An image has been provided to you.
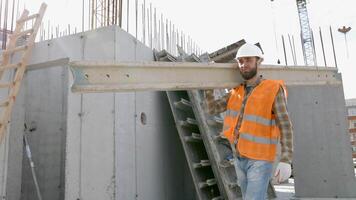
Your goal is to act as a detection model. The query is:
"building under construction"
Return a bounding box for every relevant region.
[0,1,355,200]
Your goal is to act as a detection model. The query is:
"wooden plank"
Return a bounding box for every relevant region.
[0,63,21,70]
[3,45,28,55]
[0,82,13,88]
[16,13,39,23]
[9,29,34,39]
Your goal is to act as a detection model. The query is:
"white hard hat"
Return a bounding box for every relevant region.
[236,43,264,59]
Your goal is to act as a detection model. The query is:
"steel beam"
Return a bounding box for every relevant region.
[69,61,341,93]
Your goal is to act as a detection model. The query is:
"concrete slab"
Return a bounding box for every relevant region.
[288,84,356,198]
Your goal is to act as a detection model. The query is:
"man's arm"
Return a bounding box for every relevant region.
[273,87,294,164]
[204,90,230,115]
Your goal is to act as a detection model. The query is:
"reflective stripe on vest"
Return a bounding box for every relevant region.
[239,132,278,145]
[243,114,276,126]
[226,109,239,118]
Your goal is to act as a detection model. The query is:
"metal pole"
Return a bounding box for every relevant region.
[292,35,297,65]
[112,0,116,25]
[88,0,91,29]
[2,0,9,49]
[319,27,327,66]
[142,2,145,44]
[288,34,296,65]
[147,7,150,47]
[149,3,152,48]
[158,19,161,50]
[10,0,14,32]
[330,26,338,68]
[135,0,137,39]
[0,0,3,34]
[165,18,168,52]
[16,0,19,20]
[282,35,288,66]
[126,0,129,32]
[118,0,122,27]
[91,0,95,29]
[154,7,157,49]
[311,29,317,66]
[82,0,84,32]
[107,0,110,26]
[24,133,43,200]
[160,14,163,50]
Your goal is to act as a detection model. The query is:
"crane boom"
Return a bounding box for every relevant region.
[296,0,316,66]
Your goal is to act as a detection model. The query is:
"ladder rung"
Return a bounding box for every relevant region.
[0,100,9,107]
[4,45,28,55]
[178,118,198,129]
[228,182,238,189]
[0,82,14,88]
[0,63,22,71]
[213,134,227,141]
[10,29,34,39]
[186,118,197,125]
[211,196,224,200]
[184,135,202,143]
[193,160,211,169]
[198,178,217,189]
[206,117,223,126]
[184,132,202,143]
[17,13,39,24]
[173,98,192,111]
[219,159,233,168]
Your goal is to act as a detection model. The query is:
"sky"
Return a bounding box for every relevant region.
[23,0,356,99]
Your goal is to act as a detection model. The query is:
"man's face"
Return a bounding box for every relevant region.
[237,56,259,80]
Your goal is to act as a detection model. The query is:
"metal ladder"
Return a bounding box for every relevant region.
[155,48,276,199]
[155,50,223,200]
[187,89,277,200]
[181,53,243,200]
[0,3,47,143]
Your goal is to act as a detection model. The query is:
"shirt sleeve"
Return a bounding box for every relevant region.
[273,87,294,164]
[204,89,230,115]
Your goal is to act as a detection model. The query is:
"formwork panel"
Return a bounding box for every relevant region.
[65,71,82,200]
[289,84,356,198]
[135,91,195,200]
[1,79,25,200]
[115,92,137,200]
[114,28,194,200]
[80,93,115,200]
[30,33,84,64]
[21,66,67,200]
[65,26,117,200]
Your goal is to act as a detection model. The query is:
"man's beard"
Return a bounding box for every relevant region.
[240,65,257,80]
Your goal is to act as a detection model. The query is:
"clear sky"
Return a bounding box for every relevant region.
[24,0,356,99]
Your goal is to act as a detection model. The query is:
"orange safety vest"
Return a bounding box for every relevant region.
[222,79,286,162]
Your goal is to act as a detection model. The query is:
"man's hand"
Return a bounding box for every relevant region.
[272,162,292,184]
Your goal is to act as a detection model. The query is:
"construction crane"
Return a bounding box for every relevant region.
[271,0,316,66]
[296,0,316,66]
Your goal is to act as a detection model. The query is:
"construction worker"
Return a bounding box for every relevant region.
[204,43,293,200]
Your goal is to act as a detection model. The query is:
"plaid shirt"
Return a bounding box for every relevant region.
[204,79,293,164]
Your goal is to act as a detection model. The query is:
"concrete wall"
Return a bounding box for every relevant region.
[2,26,194,200]
[289,84,356,198]
[0,70,25,200]
[20,66,67,200]
[65,26,194,200]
